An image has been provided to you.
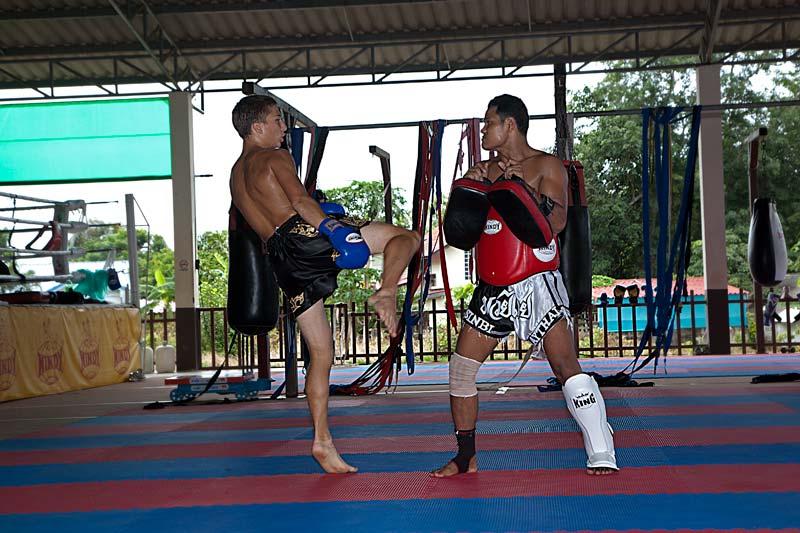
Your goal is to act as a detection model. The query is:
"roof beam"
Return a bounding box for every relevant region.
[376,43,432,82]
[3,7,799,61]
[0,1,444,21]
[643,28,702,69]
[441,40,500,79]
[505,37,564,76]
[699,0,725,63]
[242,81,317,128]
[311,47,369,85]
[52,60,116,95]
[573,32,634,72]
[2,37,796,93]
[0,65,49,96]
[106,0,195,90]
[720,21,781,62]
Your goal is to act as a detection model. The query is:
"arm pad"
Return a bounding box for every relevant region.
[486,177,553,248]
[443,178,491,250]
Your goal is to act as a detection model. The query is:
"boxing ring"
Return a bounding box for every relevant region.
[0,367,797,532]
[0,189,145,402]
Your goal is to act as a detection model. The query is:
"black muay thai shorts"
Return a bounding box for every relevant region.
[266,214,370,318]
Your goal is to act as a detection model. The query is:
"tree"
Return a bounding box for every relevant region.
[197,231,229,307]
[196,230,229,354]
[322,180,411,228]
[687,230,750,290]
[572,66,694,279]
[321,180,413,307]
[571,57,800,283]
[71,224,175,294]
[451,283,475,305]
[141,268,174,314]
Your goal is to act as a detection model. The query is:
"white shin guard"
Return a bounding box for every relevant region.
[449,352,482,397]
[563,373,618,470]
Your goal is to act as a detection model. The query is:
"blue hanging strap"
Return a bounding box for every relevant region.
[289,128,304,172]
[627,106,702,376]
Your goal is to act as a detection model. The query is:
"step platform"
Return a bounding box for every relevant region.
[164,371,273,402]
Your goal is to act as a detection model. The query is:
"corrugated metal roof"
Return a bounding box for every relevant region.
[0,0,797,90]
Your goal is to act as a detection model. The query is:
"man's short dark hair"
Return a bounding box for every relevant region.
[232,95,277,139]
[488,94,528,135]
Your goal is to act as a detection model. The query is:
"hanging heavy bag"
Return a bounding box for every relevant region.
[558,161,593,314]
[748,198,788,287]
[227,205,280,335]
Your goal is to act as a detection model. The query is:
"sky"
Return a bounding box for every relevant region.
[0,67,603,259]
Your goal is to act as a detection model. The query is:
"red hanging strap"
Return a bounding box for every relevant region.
[467,118,482,168]
[436,209,458,329]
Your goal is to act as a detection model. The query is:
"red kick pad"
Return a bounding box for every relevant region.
[487,177,553,249]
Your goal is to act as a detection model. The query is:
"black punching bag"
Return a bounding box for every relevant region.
[227,205,280,335]
[748,198,788,287]
[558,161,592,314]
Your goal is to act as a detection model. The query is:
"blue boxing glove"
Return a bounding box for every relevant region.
[318,218,370,269]
[319,201,346,216]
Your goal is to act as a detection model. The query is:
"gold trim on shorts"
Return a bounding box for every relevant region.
[288,293,305,313]
[289,222,318,237]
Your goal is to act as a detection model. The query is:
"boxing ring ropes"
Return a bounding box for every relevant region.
[0,190,153,369]
[0,191,139,289]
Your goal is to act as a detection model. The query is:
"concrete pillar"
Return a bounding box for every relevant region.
[169,92,201,370]
[696,65,730,354]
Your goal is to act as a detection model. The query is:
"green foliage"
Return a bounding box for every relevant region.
[197,231,229,308]
[591,275,615,288]
[141,268,174,313]
[322,180,411,228]
[790,240,800,276]
[572,68,685,278]
[572,57,800,280]
[329,267,382,306]
[72,224,175,297]
[687,229,751,290]
[321,180,414,310]
[451,283,475,303]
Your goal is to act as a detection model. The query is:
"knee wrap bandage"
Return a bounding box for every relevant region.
[563,373,618,470]
[449,352,482,397]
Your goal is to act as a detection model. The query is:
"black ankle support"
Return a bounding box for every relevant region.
[452,428,476,473]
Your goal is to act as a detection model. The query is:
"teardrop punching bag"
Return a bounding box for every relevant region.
[748,198,788,287]
[558,161,592,314]
[227,205,280,335]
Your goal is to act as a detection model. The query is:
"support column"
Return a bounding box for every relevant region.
[169,92,201,370]
[696,65,730,354]
[554,64,573,160]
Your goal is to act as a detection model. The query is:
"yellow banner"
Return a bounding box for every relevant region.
[0,305,141,402]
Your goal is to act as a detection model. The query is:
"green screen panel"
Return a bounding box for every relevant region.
[0,98,172,185]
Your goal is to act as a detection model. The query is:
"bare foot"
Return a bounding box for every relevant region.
[368,289,399,336]
[430,456,478,478]
[312,440,358,474]
[587,466,618,475]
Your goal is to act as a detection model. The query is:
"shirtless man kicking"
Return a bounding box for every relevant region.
[229,95,420,473]
[433,94,618,477]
